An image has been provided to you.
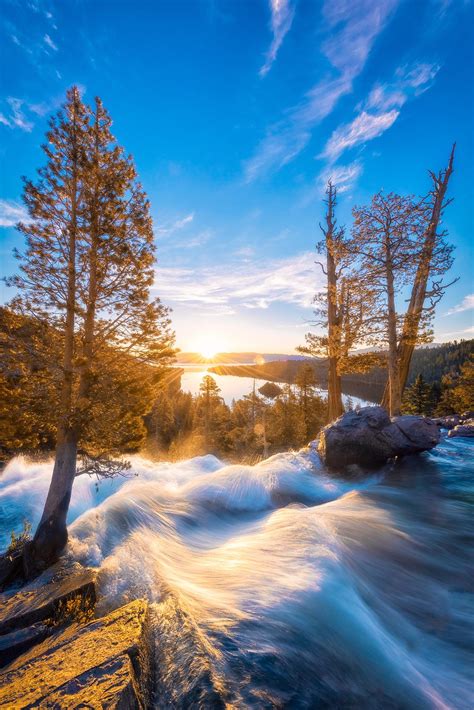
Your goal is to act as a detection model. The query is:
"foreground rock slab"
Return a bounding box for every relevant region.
[0,599,152,709]
[0,566,96,637]
[318,406,440,470]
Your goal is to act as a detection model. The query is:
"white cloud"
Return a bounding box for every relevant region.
[323,110,399,161]
[155,212,195,237]
[321,62,440,162]
[43,33,58,51]
[365,62,440,112]
[445,294,474,315]
[301,160,362,206]
[0,98,34,132]
[320,161,363,193]
[245,0,399,181]
[260,0,296,77]
[153,251,322,312]
[0,199,31,227]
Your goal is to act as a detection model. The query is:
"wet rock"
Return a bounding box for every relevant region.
[0,599,152,709]
[0,566,96,636]
[318,406,440,470]
[431,415,460,430]
[0,622,52,668]
[448,423,474,438]
[151,593,228,708]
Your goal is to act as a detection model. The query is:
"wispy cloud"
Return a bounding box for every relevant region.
[444,294,474,316]
[155,212,195,237]
[43,33,58,51]
[0,98,34,132]
[245,0,399,181]
[0,199,31,227]
[323,110,400,161]
[153,251,321,312]
[322,62,440,162]
[260,0,295,77]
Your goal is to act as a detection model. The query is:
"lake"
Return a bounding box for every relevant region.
[178,365,370,407]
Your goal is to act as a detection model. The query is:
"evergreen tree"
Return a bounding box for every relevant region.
[402,374,433,415]
[452,356,474,413]
[5,88,174,573]
[193,375,231,453]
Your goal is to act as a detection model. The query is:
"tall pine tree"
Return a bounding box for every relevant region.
[6,88,174,573]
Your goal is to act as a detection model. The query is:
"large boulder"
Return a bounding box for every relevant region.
[318,406,440,470]
[0,599,152,709]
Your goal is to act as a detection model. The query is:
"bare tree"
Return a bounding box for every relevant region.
[381,145,456,408]
[300,182,380,422]
[352,193,422,415]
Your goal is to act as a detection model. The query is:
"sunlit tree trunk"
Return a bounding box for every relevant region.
[325,184,344,422]
[28,107,81,571]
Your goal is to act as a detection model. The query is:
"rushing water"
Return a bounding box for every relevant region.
[0,436,473,708]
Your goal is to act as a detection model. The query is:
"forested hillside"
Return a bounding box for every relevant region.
[209,340,474,403]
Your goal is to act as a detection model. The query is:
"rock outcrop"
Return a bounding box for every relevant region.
[0,599,152,709]
[448,421,474,438]
[0,566,96,667]
[318,406,440,470]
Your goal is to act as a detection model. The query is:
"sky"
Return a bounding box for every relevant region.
[0,0,473,354]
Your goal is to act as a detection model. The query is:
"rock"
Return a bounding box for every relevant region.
[0,547,24,591]
[0,599,152,709]
[318,406,441,470]
[151,594,228,708]
[431,415,460,430]
[448,423,474,438]
[0,566,96,636]
[0,622,52,668]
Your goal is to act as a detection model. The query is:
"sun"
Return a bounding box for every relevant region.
[193,337,225,361]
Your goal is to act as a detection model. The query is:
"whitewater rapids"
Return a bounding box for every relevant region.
[1,438,473,708]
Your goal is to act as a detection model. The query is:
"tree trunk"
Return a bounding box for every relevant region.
[385,244,401,416]
[325,183,344,422]
[25,428,78,573]
[26,99,81,575]
[381,145,455,409]
[328,355,343,422]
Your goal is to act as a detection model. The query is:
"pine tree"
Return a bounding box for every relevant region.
[452,356,474,413]
[402,374,432,415]
[193,375,231,453]
[5,88,174,573]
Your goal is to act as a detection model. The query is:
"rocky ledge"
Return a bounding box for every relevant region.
[318,406,440,471]
[0,598,152,709]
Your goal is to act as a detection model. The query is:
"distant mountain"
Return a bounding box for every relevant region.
[175,352,313,365]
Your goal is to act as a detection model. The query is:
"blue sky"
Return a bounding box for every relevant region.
[0,0,473,353]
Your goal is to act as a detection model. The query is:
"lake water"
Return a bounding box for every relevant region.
[179,365,368,407]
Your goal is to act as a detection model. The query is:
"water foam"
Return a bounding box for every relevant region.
[1,440,473,708]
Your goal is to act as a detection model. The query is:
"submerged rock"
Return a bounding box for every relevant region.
[318,406,440,470]
[0,599,152,709]
[448,422,474,438]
